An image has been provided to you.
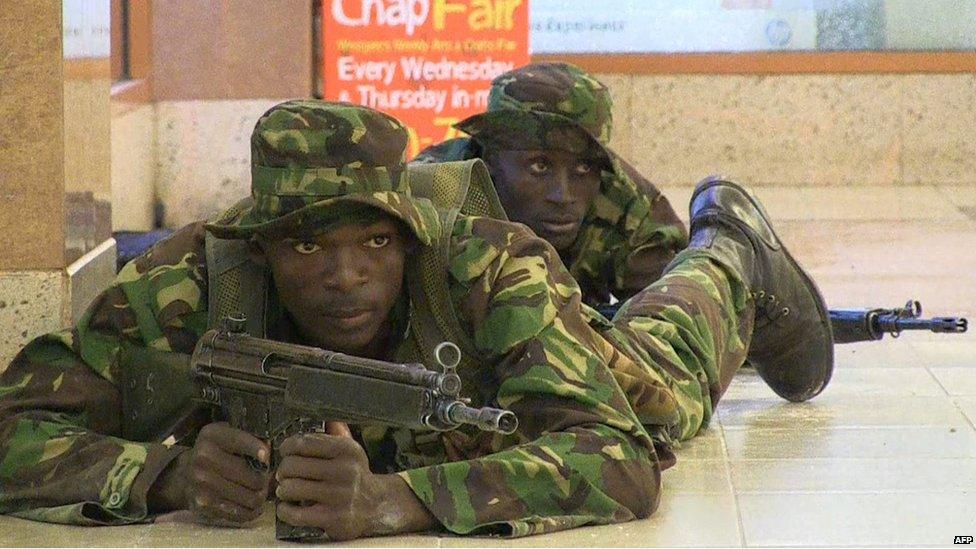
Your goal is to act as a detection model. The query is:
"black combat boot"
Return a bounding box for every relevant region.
[687,177,833,402]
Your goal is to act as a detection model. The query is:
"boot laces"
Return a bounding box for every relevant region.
[753,290,790,327]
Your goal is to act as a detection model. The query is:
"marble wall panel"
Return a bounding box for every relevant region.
[595,73,634,162]
[66,239,117,325]
[625,74,905,187]
[0,1,115,370]
[64,80,112,196]
[63,79,112,264]
[149,75,976,229]
[603,73,976,188]
[0,241,118,371]
[111,103,157,231]
[62,0,112,265]
[0,1,65,270]
[155,100,281,228]
[901,74,976,186]
[0,271,67,371]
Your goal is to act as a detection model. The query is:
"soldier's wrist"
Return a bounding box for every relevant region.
[147,448,190,513]
[369,474,436,536]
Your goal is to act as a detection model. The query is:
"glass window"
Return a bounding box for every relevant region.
[530,0,976,54]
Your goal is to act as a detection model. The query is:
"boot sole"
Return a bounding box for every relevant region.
[693,178,835,401]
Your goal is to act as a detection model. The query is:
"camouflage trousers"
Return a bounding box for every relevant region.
[608,250,754,446]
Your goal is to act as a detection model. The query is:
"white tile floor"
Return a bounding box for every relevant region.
[1,186,973,546]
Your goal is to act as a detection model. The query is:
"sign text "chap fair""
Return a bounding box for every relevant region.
[331,0,523,36]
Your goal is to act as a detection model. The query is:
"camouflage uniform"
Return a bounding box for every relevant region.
[414,62,689,305]
[0,101,750,537]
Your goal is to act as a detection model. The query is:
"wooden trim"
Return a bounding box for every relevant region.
[532,51,976,75]
[110,0,125,81]
[64,58,110,80]
[110,0,153,101]
[126,0,152,81]
[111,78,151,105]
[110,0,152,104]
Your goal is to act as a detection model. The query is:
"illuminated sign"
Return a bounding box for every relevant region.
[323,0,530,158]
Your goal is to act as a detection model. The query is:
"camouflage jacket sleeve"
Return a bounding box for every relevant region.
[399,216,660,537]
[571,155,688,305]
[608,155,688,299]
[0,223,210,524]
[411,137,477,164]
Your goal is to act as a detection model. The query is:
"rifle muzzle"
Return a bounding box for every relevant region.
[877,315,969,334]
[445,402,519,435]
[932,317,968,333]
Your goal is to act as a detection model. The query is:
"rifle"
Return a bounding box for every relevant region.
[134,315,517,542]
[594,299,968,343]
[828,300,968,343]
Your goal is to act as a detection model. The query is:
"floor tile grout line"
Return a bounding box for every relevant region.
[710,456,976,462]
[933,184,976,217]
[677,217,971,223]
[920,362,976,434]
[733,489,976,495]
[716,420,748,548]
[925,362,954,396]
[948,396,976,434]
[719,424,972,430]
[719,424,972,431]
[743,540,967,546]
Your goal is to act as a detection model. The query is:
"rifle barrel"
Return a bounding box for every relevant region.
[877,316,968,334]
[446,403,518,434]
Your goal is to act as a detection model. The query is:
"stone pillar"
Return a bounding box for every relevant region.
[0,1,115,368]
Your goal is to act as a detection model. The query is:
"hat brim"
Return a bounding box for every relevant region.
[204,191,440,245]
[456,110,612,167]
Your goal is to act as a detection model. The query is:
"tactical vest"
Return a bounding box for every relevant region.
[204,159,508,388]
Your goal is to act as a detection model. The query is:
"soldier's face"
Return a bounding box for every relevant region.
[485,149,602,251]
[258,217,408,357]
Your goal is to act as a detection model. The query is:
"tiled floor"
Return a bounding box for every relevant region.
[1,186,973,547]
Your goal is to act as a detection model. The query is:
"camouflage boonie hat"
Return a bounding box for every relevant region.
[456,62,613,163]
[206,100,440,244]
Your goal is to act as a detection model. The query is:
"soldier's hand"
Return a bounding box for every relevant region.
[276,427,397,541]
[182,422,271,525]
